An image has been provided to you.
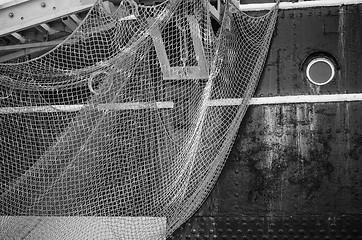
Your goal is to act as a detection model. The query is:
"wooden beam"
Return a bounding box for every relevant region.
[40,23,59,35]
[69,14,82,25]
[11,32,26,43]
[61,16,78,32]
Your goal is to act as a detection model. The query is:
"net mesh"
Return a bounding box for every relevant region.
[0,0,279,239]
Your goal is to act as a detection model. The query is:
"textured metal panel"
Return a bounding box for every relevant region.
[193,102,362,217]
[171,3,362,239]
[255,5,362,97]
[170,216,362,240]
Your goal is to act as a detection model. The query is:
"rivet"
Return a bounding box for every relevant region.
[191,229,196,234]
[41,2,46,7]
[9,12,14,17]
[209,229,214,234]
[237,229,242,234]
[248,229,253,234]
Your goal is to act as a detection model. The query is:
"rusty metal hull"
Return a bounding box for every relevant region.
[171,3,362,240]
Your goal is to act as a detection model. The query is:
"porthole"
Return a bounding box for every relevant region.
[306,57,335,86]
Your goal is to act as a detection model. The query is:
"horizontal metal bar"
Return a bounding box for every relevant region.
[0,102,174,114]
[207,93,362,106]
[2,93,362,114]
[238,0,362,11]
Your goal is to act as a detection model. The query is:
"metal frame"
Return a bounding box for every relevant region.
[0,0,96,37]
[148,15,209,80]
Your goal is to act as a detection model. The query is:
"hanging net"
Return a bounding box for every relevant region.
[0,0,279,239]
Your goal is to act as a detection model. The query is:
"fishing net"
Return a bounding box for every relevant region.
[0,0,279,239]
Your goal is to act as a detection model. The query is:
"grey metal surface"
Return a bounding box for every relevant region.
[170,3,362,239]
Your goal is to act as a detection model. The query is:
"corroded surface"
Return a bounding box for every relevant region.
[170,4,362,240]
[171,216,362,240]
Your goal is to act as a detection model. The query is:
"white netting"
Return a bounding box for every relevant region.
[0,0,279,239]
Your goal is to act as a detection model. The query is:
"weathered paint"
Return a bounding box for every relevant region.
[171,3,362,239]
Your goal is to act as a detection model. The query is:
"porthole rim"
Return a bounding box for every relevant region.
[306,57,335,86]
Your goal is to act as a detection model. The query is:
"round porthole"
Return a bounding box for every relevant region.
[306,57,335,85]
